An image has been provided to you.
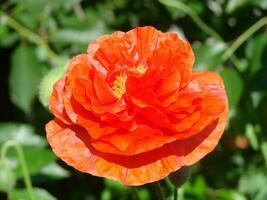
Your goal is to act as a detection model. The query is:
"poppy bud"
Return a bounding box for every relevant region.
[38,65,67,108]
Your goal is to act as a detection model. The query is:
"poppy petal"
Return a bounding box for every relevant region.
[49,76,72,124]
[46,107,227,186]
[89,71,228,155]
[46,26,228,186]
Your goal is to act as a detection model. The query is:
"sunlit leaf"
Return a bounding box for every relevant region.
[193,39,226,71]
[246,34,267,76]
[184,175,207,199]
[54,27,108,45]
[10,187,57,200]
[138,189,151,200]
[239,171,267,197]
[101,189,112,200]
[245,123,259,150]
[225,0,250,14]
[40,162,70,179]
[217,189,247,200]
[221,67,244,108]
[0,123,46,147]
[251,91,266,108]
[225,0,267,13]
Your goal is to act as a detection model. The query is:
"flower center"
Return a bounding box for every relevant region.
[112,73,127,99]
[112,65,147,99]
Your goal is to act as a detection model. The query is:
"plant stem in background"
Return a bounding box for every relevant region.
[159,0,222,40]
[158,0,243,72]
[174,187,178,200]
[0,11,62,67]
[0,140,36,200]
[222,16,267,61]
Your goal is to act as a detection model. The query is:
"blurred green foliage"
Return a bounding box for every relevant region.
[0,0,267,199]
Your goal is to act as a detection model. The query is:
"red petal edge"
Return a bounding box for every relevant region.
[46,106,227,186]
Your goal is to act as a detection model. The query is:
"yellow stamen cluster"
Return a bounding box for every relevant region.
[112,73,127,99]
[112,65,147,99]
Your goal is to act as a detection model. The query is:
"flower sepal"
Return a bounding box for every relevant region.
[168,166,192,188]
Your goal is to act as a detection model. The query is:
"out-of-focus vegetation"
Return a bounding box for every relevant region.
[0,0,267,199]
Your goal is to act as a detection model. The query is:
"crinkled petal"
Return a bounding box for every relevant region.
[49,76,72,124]
[89,71,227,155]
[125,26,160,65]
[46,107,227,185]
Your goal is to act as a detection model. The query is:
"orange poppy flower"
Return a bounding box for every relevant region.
[46,26,228,186]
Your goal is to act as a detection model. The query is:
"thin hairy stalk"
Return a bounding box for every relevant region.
[0,11,61,66]
[222,16,267,61]
[174,187,178,200]
[1,140,35,200]
[158,0,243,71]
[159,0,222,40]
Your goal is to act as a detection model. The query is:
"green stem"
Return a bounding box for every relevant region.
[154,182,166,200]
[1,140,35,200]
[158,0,243,72]
[0,11,61,66]
[174,187,178,200]
[158,0,222,40]
[222,16,267,61]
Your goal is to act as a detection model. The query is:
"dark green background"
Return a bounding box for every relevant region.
[0,0,267,199]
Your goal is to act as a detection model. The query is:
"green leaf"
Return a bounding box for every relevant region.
[38,66,67,108]
[183,175,207,198]
[0,24,19,47]
[245,123,259,150]
[191,176,207,197]
[261,142,267,167]
[225,0,267,13]
[138,189,151,200]
[217,189,247,200]
[255,188,267,200]
[225,0,250,14]
[12,0,82,14]
[0,123,46,148]
[254,0,267,9]
[40,162,70,179]
[54,28,107,45]
[220,68,244,108]
[101,189,112,200]
[10,187,57,200]
[0,162,16,193]
[9,44,46,113]
[238,171,267,195]
[104,179,128,191]
[251,91,266,108]
[246,34,267,75]
[193,39,226,71]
